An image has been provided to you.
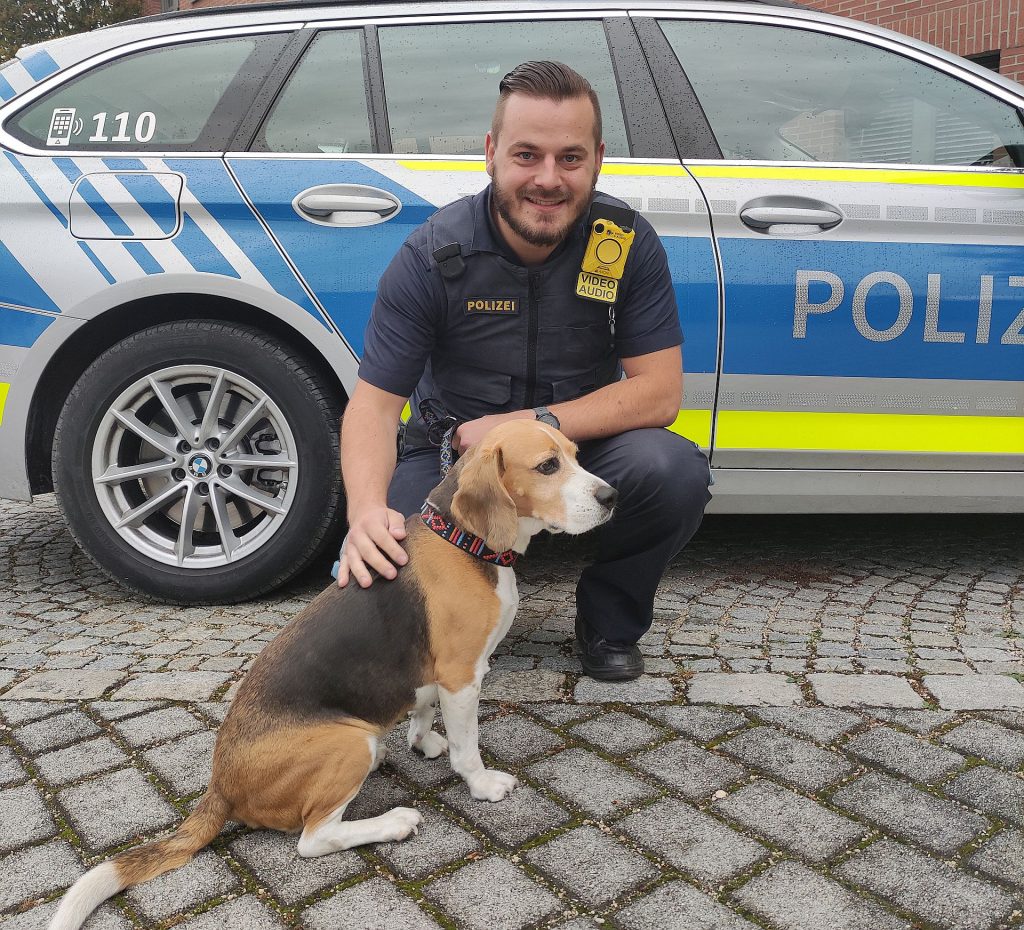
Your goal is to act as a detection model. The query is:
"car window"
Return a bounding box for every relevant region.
[377,20,629,157]
[255,30,372,154]
[7,35,283,151]
[659,19,1024,167]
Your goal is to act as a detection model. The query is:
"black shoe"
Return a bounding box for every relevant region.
[574,615,644,681]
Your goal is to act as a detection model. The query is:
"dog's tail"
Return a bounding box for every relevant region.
[48,789,230,930]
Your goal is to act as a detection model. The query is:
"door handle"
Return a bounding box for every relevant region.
[292,184,402,227]
[739,196,843,234]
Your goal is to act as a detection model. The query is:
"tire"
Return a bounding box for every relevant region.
[53,320,343,603]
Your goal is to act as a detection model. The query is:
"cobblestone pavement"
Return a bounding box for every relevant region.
[2,495,1024,929]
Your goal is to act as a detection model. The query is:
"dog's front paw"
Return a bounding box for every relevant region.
[417,731,449,759]
[384,806,422,842]
[467,769,518,802]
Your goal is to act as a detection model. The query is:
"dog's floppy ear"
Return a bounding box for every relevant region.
[451,441,519,553]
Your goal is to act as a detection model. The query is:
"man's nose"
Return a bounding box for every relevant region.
[533,155,560,188]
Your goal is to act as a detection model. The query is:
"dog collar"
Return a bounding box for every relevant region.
[420,503,518,566]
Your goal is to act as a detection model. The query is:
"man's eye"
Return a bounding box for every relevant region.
[536,458,560,475]
[516,152,534,161]
[563,154,580,163]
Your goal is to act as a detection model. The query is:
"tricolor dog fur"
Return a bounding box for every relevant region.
[51,419,616,930]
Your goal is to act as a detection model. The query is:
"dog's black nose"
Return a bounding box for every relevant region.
[595,485,618,509]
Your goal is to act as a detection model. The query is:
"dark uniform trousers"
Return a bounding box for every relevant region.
[388,427,712,646]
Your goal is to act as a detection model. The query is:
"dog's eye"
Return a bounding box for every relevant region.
[536,457,560,475]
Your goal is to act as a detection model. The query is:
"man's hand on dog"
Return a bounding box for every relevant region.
[454,411,534,453]
[337,505,408,588]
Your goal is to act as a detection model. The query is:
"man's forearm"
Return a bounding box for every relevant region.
[340,401,399,519]
[550,373,681,442]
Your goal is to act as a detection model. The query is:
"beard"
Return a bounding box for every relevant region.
[491,166,598,249]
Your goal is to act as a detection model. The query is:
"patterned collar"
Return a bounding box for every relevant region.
[420,502,518,567]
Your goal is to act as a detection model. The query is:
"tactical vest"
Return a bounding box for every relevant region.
[403,192,627,451]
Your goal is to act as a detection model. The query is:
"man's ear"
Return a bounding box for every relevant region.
[451,443,518,552]
[484,130,496,177]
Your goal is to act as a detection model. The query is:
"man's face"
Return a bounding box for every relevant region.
[485,93,605,255]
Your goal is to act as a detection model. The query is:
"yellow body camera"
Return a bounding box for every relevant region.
[581,219,634,279]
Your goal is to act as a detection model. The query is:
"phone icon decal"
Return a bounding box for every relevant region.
[46,108,77,146]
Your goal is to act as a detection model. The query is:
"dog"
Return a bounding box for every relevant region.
[50,419,616,930]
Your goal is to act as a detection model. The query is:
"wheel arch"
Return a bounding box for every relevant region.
[27,292,354,494]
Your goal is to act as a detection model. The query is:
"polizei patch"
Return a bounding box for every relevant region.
[465,298,519,314]
[576,271,618,304]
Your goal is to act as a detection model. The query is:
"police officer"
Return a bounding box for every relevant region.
[338,61,711,681]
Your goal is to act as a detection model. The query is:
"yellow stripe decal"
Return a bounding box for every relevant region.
[397,159,688,177]
[668,408,713,447]
[715,410,1024,454]
[399,160,487,172]
[688,164,1024,189]
[0,382,8,427]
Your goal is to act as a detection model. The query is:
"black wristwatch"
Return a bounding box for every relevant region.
[533,406,560,430]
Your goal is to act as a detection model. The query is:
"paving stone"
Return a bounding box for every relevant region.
[718,726,853,793]
[1,900,130,930]
[303,876,441,929]
[34,735,130,786]
[832,772,987,855]
[1,669,123,700]
[863,707,956,734]
[13,709,101,752]
[384,727,459,788]
[142,729,216,796]
[230,828,366,905]
[939,718,1024,768]
[809,673,923,708]
[0,743,28,787]
[836,838,1015,930]
[126,848,239,921]
[732,860,905,930]
[111,671,230,701]
[978,709,1024,731]
[619,797,767,884]
[0,669,17,691]
[0,782,55,852]
[569,711,667,755]
[615,879,757,930]
[88,700,166,721]
[424,856,562,930]
[968,828,1024,886]
[439,782,571,846]
[0,699,67,725]
[844,726,966,783]
[0,838,83,909]
[176,893,286,929]
[924,674,1024,710]
[526,748,658,818]
[751,706,862,745]
[643,705,748,742]
[479,669,565,702]
[946,766,1024,827]
[376,805,480,880]
[523,825,657,906]
[632,738,746,800]
[573,675,675,704]
[112,705,206,748]
[688,672,802,706]
[59,766,178,851]
[510,704,589,732]
[478,712,563,762]
[715,779,867,862]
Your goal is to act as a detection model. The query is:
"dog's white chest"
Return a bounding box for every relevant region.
[475,568,518,679]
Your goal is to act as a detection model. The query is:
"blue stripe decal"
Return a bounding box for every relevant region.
[165,158,323,320]
[77,241,115,285]
[664,236,719,375]
[175,213,240,278]
[114,172,179,235]
[0,304,55,348]
[721,238,1024,382]
[103,158,147,171]
[0,72,15,101]
[123,241,163,275]
[0,240,60,313]
[22,50,59,81]
[54,158,82,184]
[76,178,133,237]
[4,152,67,228]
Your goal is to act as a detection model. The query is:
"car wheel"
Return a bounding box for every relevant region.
[53,320,343,603]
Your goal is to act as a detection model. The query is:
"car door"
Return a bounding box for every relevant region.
[638,11,1024,510]
[228,11,720,447]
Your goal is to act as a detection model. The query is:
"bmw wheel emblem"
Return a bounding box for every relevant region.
[188,454,212,479]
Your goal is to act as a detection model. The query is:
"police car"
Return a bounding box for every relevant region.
[1,0,1021,602]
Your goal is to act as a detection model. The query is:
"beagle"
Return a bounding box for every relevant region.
[51,419,616,930]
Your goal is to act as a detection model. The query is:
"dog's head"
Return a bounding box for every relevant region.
[447,419,617,553]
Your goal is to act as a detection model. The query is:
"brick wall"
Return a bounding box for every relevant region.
[802,0,1024,85]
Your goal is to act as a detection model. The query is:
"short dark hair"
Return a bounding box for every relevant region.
[492,61,602,148]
